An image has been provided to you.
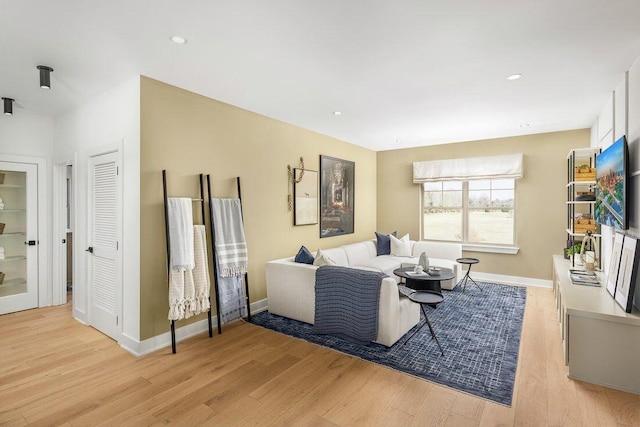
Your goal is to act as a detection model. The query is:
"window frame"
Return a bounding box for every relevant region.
[421,179,517,248]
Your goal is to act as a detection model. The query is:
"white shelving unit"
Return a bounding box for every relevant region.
[566,148,601,269]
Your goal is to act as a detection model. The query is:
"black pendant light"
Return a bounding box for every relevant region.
[2,97,14,115]
[37,65,54,89]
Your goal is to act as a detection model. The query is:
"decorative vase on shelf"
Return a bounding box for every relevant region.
[418,252,430,271]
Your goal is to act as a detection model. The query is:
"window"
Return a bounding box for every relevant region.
[423,179,515,245]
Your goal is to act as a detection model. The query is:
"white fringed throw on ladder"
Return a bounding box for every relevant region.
[192,225,211,315]
[167,198,195,271]
[168,225,211,320]
[167,197,195,320]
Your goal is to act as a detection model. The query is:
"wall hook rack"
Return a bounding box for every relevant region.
[287,157,305,211]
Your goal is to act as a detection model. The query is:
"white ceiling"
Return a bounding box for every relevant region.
[2,0,640,151]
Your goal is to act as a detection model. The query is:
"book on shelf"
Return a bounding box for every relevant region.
[569,272,600,287]
[569,269,597,276]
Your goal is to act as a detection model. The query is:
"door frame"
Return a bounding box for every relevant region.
[0,154,48,307]
[52,160,73,306]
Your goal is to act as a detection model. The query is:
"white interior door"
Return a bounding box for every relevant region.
[87,151,121,340]
[0,162,38,315]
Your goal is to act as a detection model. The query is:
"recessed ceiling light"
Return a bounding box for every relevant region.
[333,111,342,116]
[520,123,530,128]
[395,139,403,143]
[170,36,188,44]
[507,74,522,81]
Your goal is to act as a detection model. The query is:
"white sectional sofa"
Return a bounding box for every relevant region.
[265,239,462,347]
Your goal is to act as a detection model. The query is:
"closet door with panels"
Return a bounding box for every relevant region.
[87,151,121,340]
[0,162,38,315]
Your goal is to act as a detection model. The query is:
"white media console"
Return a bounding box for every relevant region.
[552,255,640,394]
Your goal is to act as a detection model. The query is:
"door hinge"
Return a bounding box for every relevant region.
[116,166,119,176]
[116,241,119,250]
[116,316,119,325]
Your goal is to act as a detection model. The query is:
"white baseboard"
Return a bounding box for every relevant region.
[470,272,552,288]
[119,298,268,357]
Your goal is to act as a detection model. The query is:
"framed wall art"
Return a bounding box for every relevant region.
[614,235,640,313]
[319,155,354,238]
[293,168,318,225]
[606,232,625,298]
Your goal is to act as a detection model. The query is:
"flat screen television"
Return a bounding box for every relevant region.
[595,136,629,230]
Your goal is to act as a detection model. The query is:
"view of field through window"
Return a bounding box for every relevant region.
[423,179,515,244]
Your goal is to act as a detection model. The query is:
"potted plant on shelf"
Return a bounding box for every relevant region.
[565,243,583,265]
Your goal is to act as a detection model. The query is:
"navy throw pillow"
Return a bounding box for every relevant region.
[375,231,397,256]
[294,245,314,264]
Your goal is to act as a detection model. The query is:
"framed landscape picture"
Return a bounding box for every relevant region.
[606,233,624,298]
[615,235,640,313]
[293,168,318,225]
[319,155,355,238]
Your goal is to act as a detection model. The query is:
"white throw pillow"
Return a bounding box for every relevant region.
[313,248,336,266]
[390,233,412,257]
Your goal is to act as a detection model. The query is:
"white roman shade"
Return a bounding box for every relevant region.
[413,153,523,183]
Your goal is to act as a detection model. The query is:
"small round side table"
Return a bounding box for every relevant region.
[456,257,482,292]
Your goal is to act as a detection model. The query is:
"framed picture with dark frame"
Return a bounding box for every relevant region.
[293,168,318,226]
[319,155,355,238]
[615,235,640,313]
[606,232,625,298]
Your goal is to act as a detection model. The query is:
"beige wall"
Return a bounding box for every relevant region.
[376,129,591,280]
[140,77,377,340]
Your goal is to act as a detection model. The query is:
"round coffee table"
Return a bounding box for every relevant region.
[456,257,481,292]
[393,266,455,295]
[397,285,445,356]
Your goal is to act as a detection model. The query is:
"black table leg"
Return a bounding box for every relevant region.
[460,264,482,292]
[403,304,445,356]
[420,305,445,356]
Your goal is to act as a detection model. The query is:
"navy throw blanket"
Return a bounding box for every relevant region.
[313,265,384,343]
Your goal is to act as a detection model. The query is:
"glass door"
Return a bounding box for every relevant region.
[0,162,38,315]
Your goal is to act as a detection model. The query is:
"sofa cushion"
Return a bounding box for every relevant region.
[320,247,349,266]
[294,245,314,264]
[390,233,412,256]
[343,241,376,266]
[313,249,337,266]
[356,256,404,279]
[375,231,396,256]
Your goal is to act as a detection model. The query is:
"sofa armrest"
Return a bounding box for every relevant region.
[375,276,401,346]
[429,258,461,281]
[265,258,317,324]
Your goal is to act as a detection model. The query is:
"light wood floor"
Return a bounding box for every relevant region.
[1,287,639,426]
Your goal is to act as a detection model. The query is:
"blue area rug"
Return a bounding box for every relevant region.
[252,281,526,405]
